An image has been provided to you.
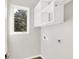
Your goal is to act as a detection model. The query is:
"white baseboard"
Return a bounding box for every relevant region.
[23,54,45,59]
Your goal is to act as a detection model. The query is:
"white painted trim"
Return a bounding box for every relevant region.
[23,55,45,59]
[40,55,46,59]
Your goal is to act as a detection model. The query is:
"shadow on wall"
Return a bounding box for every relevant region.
[64,1,73,22]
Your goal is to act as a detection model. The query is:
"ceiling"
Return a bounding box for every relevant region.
[10,0,72,8]
[10,0,39,8]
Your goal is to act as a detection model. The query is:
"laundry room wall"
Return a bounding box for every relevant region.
[8,0,41,59]
[41,1,73,59]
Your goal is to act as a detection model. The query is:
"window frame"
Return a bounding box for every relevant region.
[9,4,30,35]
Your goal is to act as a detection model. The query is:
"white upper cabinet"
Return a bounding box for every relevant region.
[34,0,72,27]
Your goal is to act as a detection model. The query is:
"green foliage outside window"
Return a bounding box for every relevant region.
[14,10,27,32]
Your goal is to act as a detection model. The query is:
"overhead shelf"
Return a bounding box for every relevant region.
[34,0,72,27]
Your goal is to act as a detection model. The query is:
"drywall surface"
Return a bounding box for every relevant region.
[41,1,73,59]
[8,0,41,59]
[5,0,8,54]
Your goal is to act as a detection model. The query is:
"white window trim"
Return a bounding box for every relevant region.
[9,4,30,35]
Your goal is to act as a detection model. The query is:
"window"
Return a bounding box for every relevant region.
[14,9,27,32]
[9,5,30,34]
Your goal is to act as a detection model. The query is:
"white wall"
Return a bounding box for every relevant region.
[41,1,73,59]
[5,0,8,54]
[8,0,41,59]
[8,0,73,59]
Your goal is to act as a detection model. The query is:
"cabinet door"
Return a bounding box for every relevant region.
[54,2,64,24]
[41,12,49,26]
